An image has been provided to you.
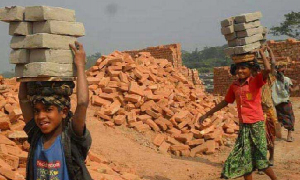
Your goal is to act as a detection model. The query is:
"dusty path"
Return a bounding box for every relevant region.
[87,98,300,180]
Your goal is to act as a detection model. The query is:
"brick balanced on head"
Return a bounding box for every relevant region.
[221,11,267,58]
[0,6,85,78]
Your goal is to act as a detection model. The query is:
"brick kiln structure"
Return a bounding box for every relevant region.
[124,44,202,86]
[214,39,300,97]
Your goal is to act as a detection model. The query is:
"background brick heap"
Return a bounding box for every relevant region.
[124,44,182,68]
[87,45,239,157]
[213,67,236,96]
[124,44,202,86]
[214,39,300,97]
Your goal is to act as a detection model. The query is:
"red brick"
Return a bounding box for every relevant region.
[0,117,11,131]
[188,139,205,146]
[128,82,144,96]
[4,104,13,114]
[87,77,100,85]
[10,121,25,131]
[134,124,151,132]
[98,77,110,88]
[88,151,109,164]
[124,94,141,103]
[158,142,170,155]
[190,144,208,157]
[127,111,137,123]
[119,72,129,83]
[0,153,19,170]
[145,119,160,131]
[95,110,112,121]
[133,69,143,79]
[91,96,111,107]
[153,134,165,146]
[205,140,216,155]
[174,133,193,143]
[200,125,215,135]
[113,115,126,126]
[145,110,160,119]
[180,149,191,157]
[105,100,121,115]
[98,92,118,101]
[0,135,16,146]
[140,100,156,112]
[170,144,189,151]
[0,167,16,179]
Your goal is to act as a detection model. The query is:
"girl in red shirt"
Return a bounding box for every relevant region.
[199,48,277,180]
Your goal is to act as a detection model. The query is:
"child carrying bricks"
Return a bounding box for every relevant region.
[18,41,92,180]
[252,46,278,167]
[199,47,277,180]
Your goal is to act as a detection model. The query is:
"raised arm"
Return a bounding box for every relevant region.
[70,41,89,136]
[267,46,276,76]
[198,100,228,124]
[18,82,34,124]
[259,47,271,81]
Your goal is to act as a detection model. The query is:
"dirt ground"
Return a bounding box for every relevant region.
[86,97,300,180]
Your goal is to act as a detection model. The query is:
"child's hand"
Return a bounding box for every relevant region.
[198,114,208,125]
[70,41,86,68]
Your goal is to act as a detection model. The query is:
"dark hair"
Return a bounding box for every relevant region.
[230,60,260,75]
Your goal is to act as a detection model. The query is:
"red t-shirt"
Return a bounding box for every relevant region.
[225,73,266,124]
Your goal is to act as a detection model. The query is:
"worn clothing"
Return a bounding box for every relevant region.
[275,101,295,131]
[221,121,269,179]
[272,76,293,106]
[263,107,277,149]
[34,135,70,180]
[24,119,92,180]
[261,74,276,109]
[30,95,71,110]
[225,73,266,124]
[261,74,277,149]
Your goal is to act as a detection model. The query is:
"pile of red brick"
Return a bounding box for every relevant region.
[0,76,29,180]
[87,50,239,157]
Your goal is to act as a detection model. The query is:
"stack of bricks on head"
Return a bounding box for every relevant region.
[1,6,85,77]
[87,47,240,158]
[221,11,267,57]
[0,6,143,180]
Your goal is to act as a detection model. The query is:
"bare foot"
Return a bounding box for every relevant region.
[287,131,294,142]
[269,159,274,166]
[287,136,294,142]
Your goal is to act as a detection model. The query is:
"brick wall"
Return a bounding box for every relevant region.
[124,44,182,68]
[124,44,202,86]
[213,66,236,95]
[268,39,300,62]
[213,39,300,97]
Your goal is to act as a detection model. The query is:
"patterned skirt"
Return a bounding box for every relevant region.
[275,101,295,131]
[221,121,269,179]
[263,107,277,149]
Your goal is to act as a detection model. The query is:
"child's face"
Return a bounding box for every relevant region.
[236,66,251,80]
[33,102,67,134]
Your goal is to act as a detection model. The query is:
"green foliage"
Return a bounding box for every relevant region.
[270,11,300,39]
[86,52,102,70]
[182,45,231,73]
[1,69,14,78]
